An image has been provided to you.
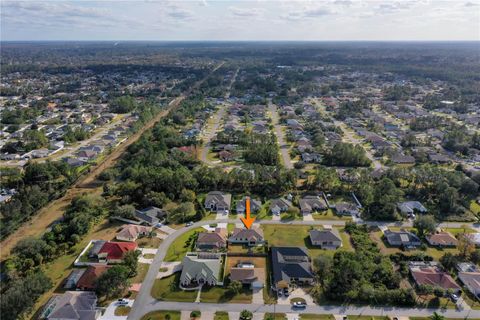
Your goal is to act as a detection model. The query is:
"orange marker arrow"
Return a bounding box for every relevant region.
[240,197,255,229]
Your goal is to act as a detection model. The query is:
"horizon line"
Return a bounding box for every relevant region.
[1,39,480,43]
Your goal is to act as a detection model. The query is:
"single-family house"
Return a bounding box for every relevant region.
[309,229,342,249]
[116,224,152,242]
[40,291,99,320]
[269,198,292,215]
[299,195,327,215]
[392,153,416,165]
[236,197,262,214]
[426,231,458,247]
[196,228,227,251]
[334,202,359,216]
[76,265,112,290]
[457,263,480,299]
[384,229,421,248]
[271,246,314,290]
[229,262,265,289]
[397,201,427,215]
[205,191,232,213]
[409,262,461,293]
[228,227,265,246]
[180,253,222,287]
[135,206,167,226]
[97,241,138,264]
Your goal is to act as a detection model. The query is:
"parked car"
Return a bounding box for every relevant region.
[185,221,193,227]
[451,293,459,302]
[117,299,128,305]
[292,301,307,309]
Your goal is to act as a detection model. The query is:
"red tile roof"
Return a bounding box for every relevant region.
[411,266,460,290]
[99,241,137,261]
[76,265,111,290]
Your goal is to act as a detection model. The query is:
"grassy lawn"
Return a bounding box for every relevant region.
[347,317,388,320]
[312,209,352,221]
[262,225,354,260]
[114,306,131,316]
[131,263,149,284]
[214,311,229,320]
[256,202,273,220]
[228,244,266,254]
[136,236,162,248]
[264,313,287,320]
[143,253,156,259]
[200,285,252,303]
[300,315,334,320]
[141,311,181,320]
[151,274,197,302]
[164,227,203,262]
[470,200,480,215]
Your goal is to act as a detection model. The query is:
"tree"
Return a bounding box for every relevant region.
[240,310,253,320]
[123,249,141,277]
[458,233,475,258]
[0,271,52,320]
[228,280,243,295]
[413,215,436,237]
[95,265,130,298]
[313,255,333,288]
[116,204,136,219]
[168,202,196,223]
[440,252,460,272]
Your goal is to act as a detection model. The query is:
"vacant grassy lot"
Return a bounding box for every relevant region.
[136,236,162,248]
[200,285,252,303]
[141,311,181,320]
[262,225,354,259]
[312,209,352,221]
[164,227,203,262]
[151,274,197,302]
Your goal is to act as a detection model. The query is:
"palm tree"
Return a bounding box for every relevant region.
[430,312,445,320]
[228,280,242,295]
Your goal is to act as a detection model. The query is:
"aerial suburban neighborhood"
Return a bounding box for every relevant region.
[1,4,480,320]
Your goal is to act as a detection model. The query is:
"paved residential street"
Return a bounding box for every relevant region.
[269,103,293,169]
[127,217,480,320]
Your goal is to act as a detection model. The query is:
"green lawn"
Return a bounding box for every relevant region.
[300,315,334,320]
[200,286,252,303]
[151,274,197,302]
[262,225,354,260]
[214,311,229,320]
[312,209,352,221]
[141,311,181,320]
[131,263,149,284]
[470,200,480,215]
[164,227,203,262]
[264,313,287,320]
[114,306,131,316]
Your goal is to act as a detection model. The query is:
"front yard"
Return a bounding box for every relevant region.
[164,227,203,262]
[200,285,252,303]
[151,273,197,302]
[141,311,181,320]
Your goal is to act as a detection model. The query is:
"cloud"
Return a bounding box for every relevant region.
[280,5,335,20]
[229,6,264,18]
[166,7,194,20]
[464,1,479,6]
[375,1,416,14]
[334,0,353,6]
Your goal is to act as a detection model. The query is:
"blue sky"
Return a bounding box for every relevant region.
[1,0,479,41]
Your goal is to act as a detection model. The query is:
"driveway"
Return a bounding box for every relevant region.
[99,299,134,320]
[159,225,176,235]
[156,261,182,279]
[138,248,157,264]
[252,288,264,304]
[277,288,314,306]
[303,213,314,221]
